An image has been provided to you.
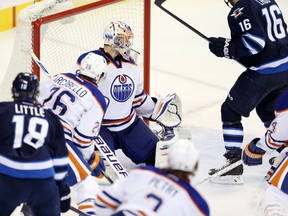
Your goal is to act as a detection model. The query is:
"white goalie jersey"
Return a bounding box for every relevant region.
[77,49,155,131]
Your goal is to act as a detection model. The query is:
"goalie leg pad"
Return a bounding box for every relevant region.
[155,133,179,168]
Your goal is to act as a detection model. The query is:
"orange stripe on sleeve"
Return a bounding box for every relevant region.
[68,150,89,181]
[96,194,118,209]
[270,159,288,187]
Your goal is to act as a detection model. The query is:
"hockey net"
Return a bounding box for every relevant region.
[1,0,150,101]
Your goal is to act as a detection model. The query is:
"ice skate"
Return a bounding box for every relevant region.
[208,149,244,185]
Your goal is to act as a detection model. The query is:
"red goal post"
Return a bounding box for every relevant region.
[2,0,150,101]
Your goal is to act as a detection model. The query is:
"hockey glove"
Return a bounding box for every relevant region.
[242,138,266,166]
[88,151,106,178]
[209,37,231,58]
[56,181,71,213]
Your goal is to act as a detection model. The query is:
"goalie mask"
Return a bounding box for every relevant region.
[167,139,199,173]
[103,21,134,60]
[12,72,39,101]
[79,52,108,84]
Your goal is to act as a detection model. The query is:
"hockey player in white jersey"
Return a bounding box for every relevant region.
[76,21,182,168]
[94,139,210,216]
[242,90,288,216]
[37,52,108,215]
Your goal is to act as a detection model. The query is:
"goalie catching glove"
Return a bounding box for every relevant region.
[151,93,182,128]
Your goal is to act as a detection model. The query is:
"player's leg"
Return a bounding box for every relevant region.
[0,174,23,215]
[209,70,269,184]
[118,117,159,165]
[64,140,100,215]
[29,178,60,216]
[73,175,100,216]
[208,102,244,184]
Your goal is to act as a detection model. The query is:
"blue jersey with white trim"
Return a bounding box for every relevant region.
[0,100,68,180]
[228,0,288,74]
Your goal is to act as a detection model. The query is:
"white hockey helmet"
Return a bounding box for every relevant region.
[167,139,199,173]
[103,21,134,60]
[79,52,107,84]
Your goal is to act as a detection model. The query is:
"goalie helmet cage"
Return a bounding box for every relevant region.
[2,0,150,101]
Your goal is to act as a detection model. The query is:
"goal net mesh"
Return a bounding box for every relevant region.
[2,0,150,101]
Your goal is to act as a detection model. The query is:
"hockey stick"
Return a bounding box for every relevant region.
[154,0,211,43]
[70,206,89,216]
[102,170,114,184]
[94,136,129,179]
[154,0,246,68]
[194,160,242,186]
[20,203,32,216]
[30,50,52,78]
[30,50,128,180]
[20,203,89,216]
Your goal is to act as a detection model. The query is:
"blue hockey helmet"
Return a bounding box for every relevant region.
[12,72,39,101]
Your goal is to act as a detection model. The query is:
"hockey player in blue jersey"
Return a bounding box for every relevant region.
[207,0,288,184]
[0,72,70,215]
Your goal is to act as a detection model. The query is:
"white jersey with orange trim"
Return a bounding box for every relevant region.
[77,48,155,132]
[268,153,288,195]
[94,166,210,216]
[256,111,288,153]
[264,149,288,215]
[256,91,288,153]
[37,72,107,160]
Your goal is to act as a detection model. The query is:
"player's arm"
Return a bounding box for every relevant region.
[73,105,106,178]
[209,2,266,59]
[243,112,288,166]
[227,4,266,59]
[47,111,69,180]
[47,111,71,213]
[94,174,132,214]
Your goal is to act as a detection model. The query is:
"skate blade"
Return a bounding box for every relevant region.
[210,175,244,185]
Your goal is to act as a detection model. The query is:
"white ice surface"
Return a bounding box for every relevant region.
[1,0,288,215]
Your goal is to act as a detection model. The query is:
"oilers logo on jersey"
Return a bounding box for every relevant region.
[111,74,134,102]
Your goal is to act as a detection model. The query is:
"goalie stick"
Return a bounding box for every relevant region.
[193,160,242,186]
[30,50,128,180]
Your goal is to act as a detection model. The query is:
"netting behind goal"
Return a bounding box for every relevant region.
[2,0,150,101]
